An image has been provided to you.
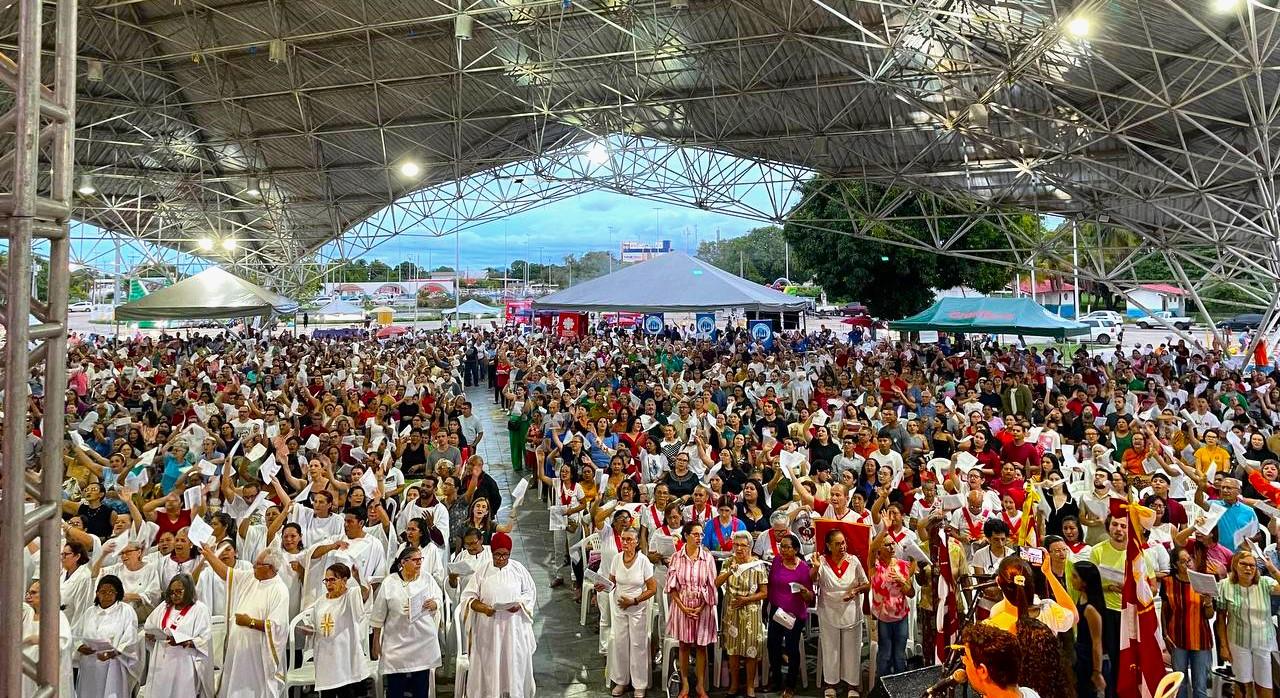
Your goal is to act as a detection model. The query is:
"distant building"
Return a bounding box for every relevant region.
[1123,283,1186,317]
[620,240,672,263]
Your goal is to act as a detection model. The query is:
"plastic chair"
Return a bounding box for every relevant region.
[660,594,721,690]
[284,611,317,694]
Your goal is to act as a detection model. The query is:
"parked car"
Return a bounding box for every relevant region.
[1079,310,1125,324]
[1081,318,1119,344]
[1217,313,1264,331]
[839,302,869,317]
[68,301,93,313]
[312,296,333,306]
[1135,310,1193,330]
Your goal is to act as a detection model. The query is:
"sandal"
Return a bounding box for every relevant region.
[611,685,627,696]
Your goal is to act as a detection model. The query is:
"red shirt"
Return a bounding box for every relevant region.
[1000,441,1040,469]
[990,477,1027,509]
[154,509,192,539]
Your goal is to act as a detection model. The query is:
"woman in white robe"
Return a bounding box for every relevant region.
[100,541,160,622]
[20,581,73,698]
[143,573,214,698]
[447,528,493,603]
[460,531,537,698]
[60,539,95,629]
[74,574,143,698]
[372,546,446,698]
[299,561,372,695]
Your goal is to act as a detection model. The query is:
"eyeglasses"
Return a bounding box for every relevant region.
[406,557,423,564]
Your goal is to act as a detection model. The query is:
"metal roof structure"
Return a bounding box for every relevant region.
[0,0,1270,316]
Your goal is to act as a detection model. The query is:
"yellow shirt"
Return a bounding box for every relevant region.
[1194,444,1231,476]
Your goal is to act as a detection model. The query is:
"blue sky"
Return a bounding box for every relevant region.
[363,188,779,273]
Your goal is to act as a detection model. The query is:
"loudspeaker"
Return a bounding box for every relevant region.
[868,665,946,698]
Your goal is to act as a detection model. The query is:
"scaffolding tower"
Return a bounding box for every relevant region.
[0,0,76,696]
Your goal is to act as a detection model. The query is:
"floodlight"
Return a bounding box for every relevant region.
[399,161,422,177]
[221,239,238,251]
[196,237,214,251]
[1065,16,1090,37]
[76,175,96,196]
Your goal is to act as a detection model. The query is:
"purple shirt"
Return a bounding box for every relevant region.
[768,557,813,622]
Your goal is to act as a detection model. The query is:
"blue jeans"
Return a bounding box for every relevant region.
[876,616,910,678]
[1169,647,1211,698]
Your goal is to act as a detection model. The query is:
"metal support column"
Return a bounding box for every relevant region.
[0,1,76,696]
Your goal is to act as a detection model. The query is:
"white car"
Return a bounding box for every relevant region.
[312,296,333,306]
[68,301,93,312]
[1080,318,1120,344]
[1134,310,1193,330]
[1079,310,1125,324]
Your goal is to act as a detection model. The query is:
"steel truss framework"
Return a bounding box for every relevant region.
[0,0,74,695]
[0,0,1268,336]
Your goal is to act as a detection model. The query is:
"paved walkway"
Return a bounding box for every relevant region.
[440,385,612,697]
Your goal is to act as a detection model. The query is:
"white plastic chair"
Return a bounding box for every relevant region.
[284,611,316,694]
[660,593,721,690]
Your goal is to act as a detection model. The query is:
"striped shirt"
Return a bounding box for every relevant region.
[1160,576,1213,651]
[1217,576,1277,648]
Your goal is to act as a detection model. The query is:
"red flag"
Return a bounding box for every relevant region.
[1117,501,1164,698]
[930,526,959,664]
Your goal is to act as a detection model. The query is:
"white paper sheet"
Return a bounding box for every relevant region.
[187,515,214,548]
[197,459,217,477]
[447,559,475,576]
[1194,503,1227,536]
[1187,570,1218,596]
[510,478,530,508]
[583,566,615,593]
[246,443,267,462]
[772,607,796,630]
[304,434,320,451]
[182,485,203,511]
[259,454,280,484]
[136,447,158,467]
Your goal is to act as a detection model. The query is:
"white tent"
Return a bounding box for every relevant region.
[534,252,812,313]
[312,299,365,319]
[445,299,502,316]
[115,267,298,320]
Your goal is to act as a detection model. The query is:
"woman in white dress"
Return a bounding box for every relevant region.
[372,546,446,698]
[810,528,870,698]
[20,581,73,698]
[447,527,493,598]
[74,574,142,698]
[142,573,213,698]
[300,561,372,697]
[461,531,538,698]
[606,527,657,697]
[98,540,160,621]
[60,538,95,629]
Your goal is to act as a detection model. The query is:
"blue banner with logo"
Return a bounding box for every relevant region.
[748,319,774,349]
[695,312,716,339]
[642,313,665,335]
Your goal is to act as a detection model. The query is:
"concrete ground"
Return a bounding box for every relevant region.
[439,385,615,697]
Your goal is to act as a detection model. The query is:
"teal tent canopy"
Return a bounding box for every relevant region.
[888,297,1089,339]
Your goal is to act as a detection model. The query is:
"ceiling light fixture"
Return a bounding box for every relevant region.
[455,14,473,40]
[245,176,261,197]
[196,237,214,251]
[399,161,422,178]
[1065,16,1090,37]
[75,174,96,196]
[1213,0,1241,11]
[221,239,238,251]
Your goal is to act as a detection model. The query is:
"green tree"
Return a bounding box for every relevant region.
[697,225,806,285]
[367,260,393,282]
[782,178,1021,318]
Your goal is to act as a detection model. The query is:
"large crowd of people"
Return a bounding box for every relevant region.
[13,315,1280,698]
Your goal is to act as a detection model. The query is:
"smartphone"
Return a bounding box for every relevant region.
[1019,547,1044,565]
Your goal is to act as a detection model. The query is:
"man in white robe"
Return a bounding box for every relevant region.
[303,507,387,608]
[460,531,537,698]
[198,543,290,698]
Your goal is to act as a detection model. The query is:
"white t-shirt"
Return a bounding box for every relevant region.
[609,552,655,601]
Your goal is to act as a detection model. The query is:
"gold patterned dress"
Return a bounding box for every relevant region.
[721,557,768,658]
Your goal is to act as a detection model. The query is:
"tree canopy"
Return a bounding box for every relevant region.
[696,225,807,285]
[782,178,1024,318]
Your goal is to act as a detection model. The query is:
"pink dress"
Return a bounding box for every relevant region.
[665,547,719,645]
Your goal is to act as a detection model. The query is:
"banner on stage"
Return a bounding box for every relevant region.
[695,313,716,338]
[643,313,665,335]
[748,319,774,348]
